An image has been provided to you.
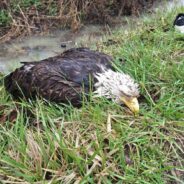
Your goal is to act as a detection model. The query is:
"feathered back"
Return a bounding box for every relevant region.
[4,48,114,106]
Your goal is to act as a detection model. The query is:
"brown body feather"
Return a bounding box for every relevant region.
[4,48,113,106]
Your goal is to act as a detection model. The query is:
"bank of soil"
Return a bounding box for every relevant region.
[0,0,155,43]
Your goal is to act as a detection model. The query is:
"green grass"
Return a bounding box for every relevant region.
[0,10,11,26]
[0,0,58,27]
[0,7,184,184]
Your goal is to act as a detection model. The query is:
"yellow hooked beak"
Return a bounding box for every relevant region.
[120,97,139,114]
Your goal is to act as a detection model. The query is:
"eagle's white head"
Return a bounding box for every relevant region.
[94,69,140,114]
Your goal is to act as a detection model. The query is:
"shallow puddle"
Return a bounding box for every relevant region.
[0,25,111,73]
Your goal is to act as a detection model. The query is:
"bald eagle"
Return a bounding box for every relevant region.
[4,48,139,113]
[173,13,184,33]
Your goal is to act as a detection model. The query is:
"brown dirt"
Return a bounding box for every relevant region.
[0,0,154,43]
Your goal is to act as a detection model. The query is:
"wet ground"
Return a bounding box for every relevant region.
[0,0,183,74]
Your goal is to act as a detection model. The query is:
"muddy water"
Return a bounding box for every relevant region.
[0,0,184,74]
[0,25,110,73]
[155,0,184,10]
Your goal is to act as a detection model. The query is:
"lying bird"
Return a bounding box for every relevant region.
[4,48,139,114]
[173,13,184,33]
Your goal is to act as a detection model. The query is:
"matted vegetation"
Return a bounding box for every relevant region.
[0,0,154,42]
[0,6,184,184]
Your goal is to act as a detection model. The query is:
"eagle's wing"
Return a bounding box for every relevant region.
[61,48,113,69]
[4,48,114,106]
